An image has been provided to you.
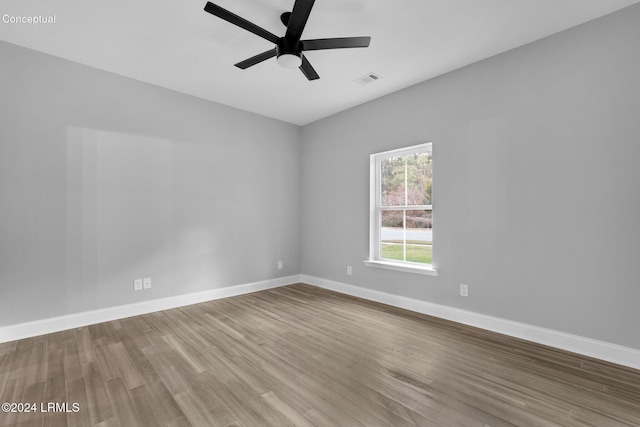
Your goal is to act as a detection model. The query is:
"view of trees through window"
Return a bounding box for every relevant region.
[380,150,432,264]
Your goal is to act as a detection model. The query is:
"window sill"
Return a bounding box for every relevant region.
[363,260,438,276]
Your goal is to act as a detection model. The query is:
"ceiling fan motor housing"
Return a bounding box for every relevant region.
[276,38,303,68]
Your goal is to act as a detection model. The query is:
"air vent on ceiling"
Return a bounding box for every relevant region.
[354,72,381,86]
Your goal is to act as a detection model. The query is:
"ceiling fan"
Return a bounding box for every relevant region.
[203,0,371,80]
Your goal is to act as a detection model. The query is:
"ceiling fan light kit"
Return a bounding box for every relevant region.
[203,0,371,80]
[277,53,303,69]
[276,38,303,69]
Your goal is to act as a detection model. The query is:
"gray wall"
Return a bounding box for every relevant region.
[301,5,640,349]
[0,41,301,326]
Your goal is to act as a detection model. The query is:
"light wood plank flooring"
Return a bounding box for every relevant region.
[1,283,639,426]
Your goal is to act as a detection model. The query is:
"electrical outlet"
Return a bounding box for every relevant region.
[143,277,152,289]
[460,284,469,297]
[347,266,352,275]
[277,261,283,270]
[133,279,143,291]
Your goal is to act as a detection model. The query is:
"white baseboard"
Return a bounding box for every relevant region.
[301,274,640,371]
[0,275,302,344]
[4,274,638,371]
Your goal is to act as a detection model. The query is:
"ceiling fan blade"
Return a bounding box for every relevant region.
[235,49,277,69]
[302,36,371,51]
[204,2,279,44]
[299,56,319,80]
[285,0,315,42]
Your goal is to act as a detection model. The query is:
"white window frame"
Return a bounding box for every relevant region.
[364,142,437,276]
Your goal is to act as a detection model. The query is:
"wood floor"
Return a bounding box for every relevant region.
[1,284,639,427]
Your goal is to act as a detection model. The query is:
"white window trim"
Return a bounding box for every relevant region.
[363,259,438,276]
[364,142,437,276]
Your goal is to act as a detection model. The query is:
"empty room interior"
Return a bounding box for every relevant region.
[1,0,640,426]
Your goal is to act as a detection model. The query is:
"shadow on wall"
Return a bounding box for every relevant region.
[64,127,230,312]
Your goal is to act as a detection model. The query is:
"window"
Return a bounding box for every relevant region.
[365,143,437,275]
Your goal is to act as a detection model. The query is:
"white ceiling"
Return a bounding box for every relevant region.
[1,0,638,125]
